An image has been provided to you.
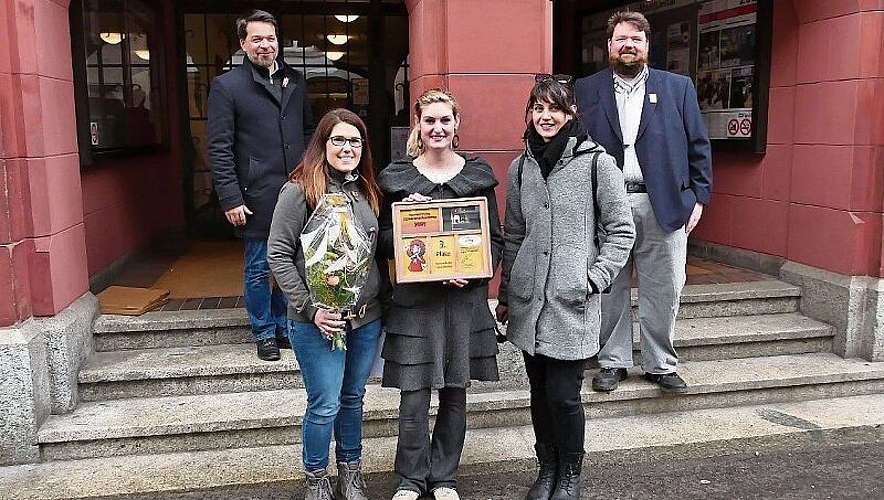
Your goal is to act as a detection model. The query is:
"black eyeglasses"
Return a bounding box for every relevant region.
[328,136,363,148]
[535,73,573,85]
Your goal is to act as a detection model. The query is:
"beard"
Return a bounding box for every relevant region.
[247,51,275,68]
[609,51,647,78]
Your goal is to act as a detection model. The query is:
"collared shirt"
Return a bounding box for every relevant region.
[613,65,649,183]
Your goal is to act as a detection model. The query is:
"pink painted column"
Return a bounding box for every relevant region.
[0,0,88,326]
[405,0,553,295]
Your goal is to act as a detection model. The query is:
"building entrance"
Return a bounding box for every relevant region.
[180,1,409,237]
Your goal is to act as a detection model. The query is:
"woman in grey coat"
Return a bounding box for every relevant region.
[495,76,635,500]
[378,88,503,500]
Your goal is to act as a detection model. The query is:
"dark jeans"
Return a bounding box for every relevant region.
[243,238,287,341]
[522,351,587,455]
[394,387,467,494]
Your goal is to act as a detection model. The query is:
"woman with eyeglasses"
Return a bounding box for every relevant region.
[495,75,635,500]
[268,108,383,500]
[377,88,504,500]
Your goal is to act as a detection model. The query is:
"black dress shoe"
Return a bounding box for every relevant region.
[591,367,628,392]
[276,336,291,350]
[643,372,688,393]
[256,338,281,361]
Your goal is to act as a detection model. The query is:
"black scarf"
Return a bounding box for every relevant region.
[527,119,586,179]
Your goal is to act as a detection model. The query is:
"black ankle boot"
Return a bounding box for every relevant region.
[550,452,583,500]
[526,443,558,500]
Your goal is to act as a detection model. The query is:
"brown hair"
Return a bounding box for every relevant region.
[288,108,381,215]
[406,88,461,157]
[606,11,651,39]
[523,79,577,138]
[236,10,277,41]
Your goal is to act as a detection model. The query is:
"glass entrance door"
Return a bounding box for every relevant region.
[180,1,409,237]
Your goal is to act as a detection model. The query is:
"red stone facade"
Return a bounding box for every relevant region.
[1,0,87,324]
[691,0,884,277]
[0,0,882,327]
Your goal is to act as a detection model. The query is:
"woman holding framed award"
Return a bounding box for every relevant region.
[495,76,635,500]
[377,88,504,500]
[267,108,384,500]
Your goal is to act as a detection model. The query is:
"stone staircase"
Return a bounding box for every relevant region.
[4,279,884,499]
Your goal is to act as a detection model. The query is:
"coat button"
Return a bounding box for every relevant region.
[284,143,290,149]
[280,115,286,120]
[543,251,549,256]
[543,202,549,209]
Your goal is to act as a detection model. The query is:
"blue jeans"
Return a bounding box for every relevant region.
[289,318,382,471]
[243,238,288,341]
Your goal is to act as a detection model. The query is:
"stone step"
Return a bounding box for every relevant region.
[77,344,305,402]
[662,312,833,361]
[674,280,800,319]
[92,309,253,352]
[7,393,884,499]
[80,312,831,402]
[91,281,800,352]
[39,353,884,460]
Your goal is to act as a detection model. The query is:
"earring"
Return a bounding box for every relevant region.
[452,134,460,149]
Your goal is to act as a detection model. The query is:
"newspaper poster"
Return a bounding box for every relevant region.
[696,0,757,139]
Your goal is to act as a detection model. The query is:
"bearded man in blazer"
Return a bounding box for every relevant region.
[208,9,314,361]
[575,10,712,394]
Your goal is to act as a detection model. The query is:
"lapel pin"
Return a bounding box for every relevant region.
[649,93,657,104]
[282,76,289,89]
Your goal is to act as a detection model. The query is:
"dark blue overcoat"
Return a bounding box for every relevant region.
[208,60,314,238]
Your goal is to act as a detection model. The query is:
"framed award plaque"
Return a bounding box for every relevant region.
[391,197,493,283]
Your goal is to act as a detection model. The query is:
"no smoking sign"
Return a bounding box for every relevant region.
[726,117,752,138]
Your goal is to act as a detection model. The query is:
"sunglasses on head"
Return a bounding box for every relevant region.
[535,73,573,85]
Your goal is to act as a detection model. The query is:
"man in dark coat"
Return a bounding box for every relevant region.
[575,11,712,394]
[208,9,314,361]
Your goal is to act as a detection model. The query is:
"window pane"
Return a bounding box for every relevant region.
[81,0,166,151]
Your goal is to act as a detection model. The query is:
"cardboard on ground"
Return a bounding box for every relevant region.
[97,286,170,315]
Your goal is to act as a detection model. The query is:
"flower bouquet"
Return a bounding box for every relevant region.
[300,193,372,350]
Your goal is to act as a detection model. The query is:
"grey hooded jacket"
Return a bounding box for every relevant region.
[499,138,635,360]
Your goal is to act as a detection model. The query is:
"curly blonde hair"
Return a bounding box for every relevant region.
[406,88,461,157]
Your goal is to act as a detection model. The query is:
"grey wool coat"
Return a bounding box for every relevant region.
[498,138,635,360]
[377,156,504,391]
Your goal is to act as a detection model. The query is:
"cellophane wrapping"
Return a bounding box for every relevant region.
[299,193,372,349]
